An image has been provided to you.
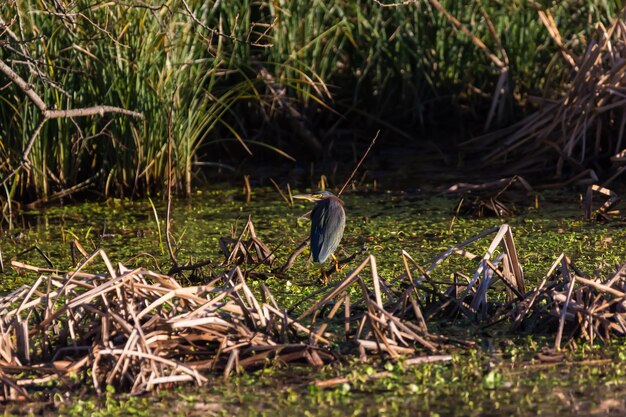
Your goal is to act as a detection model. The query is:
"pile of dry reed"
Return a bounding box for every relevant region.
[414,225,626,347]
[1,223,625,400]
[0,250,336,400]
[470,14,626,179]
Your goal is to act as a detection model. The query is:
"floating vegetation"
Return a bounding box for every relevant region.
[1,222,625,401]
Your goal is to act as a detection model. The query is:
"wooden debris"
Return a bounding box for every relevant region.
[1,221,625,400]
[0,251,330,399]
[468,17,626,180]
[584,184,620,221]
[448,176,535,218]
[219,217,276,267]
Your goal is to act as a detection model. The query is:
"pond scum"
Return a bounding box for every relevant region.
[1,221,625,401]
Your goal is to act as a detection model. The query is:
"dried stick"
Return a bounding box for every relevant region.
[555,276,577,350]
[0,58,143,187]
[337,130,379,197]
[166,103,177,267]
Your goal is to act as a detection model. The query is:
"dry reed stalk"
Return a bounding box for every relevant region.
[220,217,276,267]
[584,184,620,221]
[0,246,339,398]
[470,16,626,179]
[2,221,626,400]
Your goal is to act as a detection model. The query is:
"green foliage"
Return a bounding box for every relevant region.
[1,189,626,415]
[0,1,622,201]
[37,345,626,417]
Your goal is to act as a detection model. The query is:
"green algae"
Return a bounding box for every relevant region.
[4,189,626,294]
[8,345,624,417]
[1,187,626,416]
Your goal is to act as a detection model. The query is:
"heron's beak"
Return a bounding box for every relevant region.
[292,194,319,202]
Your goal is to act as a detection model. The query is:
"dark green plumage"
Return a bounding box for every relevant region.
[293,191,346,263]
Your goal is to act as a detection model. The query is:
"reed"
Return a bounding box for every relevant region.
[2,220,625,399]
[0,1,621,203]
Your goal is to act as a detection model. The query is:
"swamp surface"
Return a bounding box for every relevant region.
[1,187,626,416]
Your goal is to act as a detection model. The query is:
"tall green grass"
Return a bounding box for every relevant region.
[0,1,621,204]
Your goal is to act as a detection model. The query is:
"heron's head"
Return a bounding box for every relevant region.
[292,190,335,203]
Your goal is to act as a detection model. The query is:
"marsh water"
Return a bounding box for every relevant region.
[1,187,626,416]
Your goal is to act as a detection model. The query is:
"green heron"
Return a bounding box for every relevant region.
[293,191,346,265]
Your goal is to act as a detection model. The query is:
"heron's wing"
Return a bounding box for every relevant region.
[310,198,346,263]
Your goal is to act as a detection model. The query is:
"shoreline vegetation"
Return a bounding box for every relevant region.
[0,187,624,412]
[2,2,626,412]
[1,219,625,400]
[0,1,624,210]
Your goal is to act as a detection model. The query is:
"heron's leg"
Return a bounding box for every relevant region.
[318,255,343,285]
[332,254,339,272]
[331,253,347,272]
[320,265,329,285]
